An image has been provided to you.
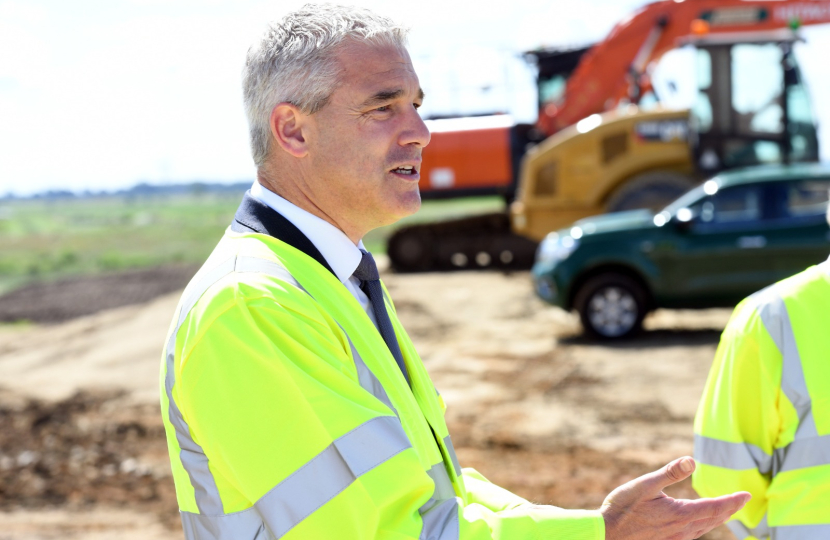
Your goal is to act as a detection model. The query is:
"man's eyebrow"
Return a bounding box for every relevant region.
[361,87,425,107]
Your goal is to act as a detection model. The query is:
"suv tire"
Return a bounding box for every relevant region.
[574,272,648,339]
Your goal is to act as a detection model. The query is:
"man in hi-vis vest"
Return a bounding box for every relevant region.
[693,202,830,539]
[160,4,749,539]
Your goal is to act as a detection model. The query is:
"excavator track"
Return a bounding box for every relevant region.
[387,213,539,273]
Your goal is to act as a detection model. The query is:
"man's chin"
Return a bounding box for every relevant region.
[378,190,421,229]
[398,188,421,217]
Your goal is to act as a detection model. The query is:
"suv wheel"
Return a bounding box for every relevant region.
[574,273,647,339]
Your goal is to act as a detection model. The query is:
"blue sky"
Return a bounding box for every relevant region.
[2,0,830,196]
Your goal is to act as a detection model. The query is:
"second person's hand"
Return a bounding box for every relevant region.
[601,456,751,540]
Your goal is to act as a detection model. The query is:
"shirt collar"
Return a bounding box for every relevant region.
[250,181,364,284]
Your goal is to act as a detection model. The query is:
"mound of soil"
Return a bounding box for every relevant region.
[0,389,727,539]
[0,266,199,324]
[0,390,179,528]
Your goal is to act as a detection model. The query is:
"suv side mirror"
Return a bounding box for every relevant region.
[671,208,695,233]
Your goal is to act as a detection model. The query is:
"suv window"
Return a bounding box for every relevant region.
[687,184,764,230]
[786,180,829,218]
[764,178,830,224]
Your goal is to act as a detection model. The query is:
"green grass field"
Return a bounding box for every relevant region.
[0,191,504,294]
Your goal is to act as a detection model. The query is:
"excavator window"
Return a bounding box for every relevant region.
[731,44,784,136]
[693,49,713,133]
[539,75,567,107]
[785,46,819,163]
[723,140,782,168]
[693,38,819,173]
[651,46,698,110]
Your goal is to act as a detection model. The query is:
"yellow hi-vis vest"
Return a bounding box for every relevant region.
[160,225,604,539]
[693,259,830,540]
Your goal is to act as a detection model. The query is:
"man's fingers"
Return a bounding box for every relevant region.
[681,491,752,519]
[686,512,735,540]
[682,492,753,539]
[671,491,752,540]
[676,490,753,538]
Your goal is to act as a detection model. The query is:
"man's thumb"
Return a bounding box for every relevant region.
[611,456,697,503]
[663,456,695,485]
[636,456,697,495]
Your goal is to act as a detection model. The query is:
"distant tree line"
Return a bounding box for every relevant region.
[1,181,254,201]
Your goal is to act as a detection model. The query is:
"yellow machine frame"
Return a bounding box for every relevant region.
[510,107,695,241]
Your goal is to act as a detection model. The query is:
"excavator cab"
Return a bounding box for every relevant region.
[511,29,821,243]
[689,31,819,174]
[525,46,592,122]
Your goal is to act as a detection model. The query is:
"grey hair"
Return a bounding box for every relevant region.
[243,4,409,167]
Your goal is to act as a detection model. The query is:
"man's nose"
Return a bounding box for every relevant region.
[399,106,431,148]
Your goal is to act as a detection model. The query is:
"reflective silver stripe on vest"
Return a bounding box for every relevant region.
[727,514,769,540]
[334,320,399,416]
[234,256,298,284]
[774,433,830,473]
[350,338,399,415]
[165,255,239,515]
[181,508,273,540]
[754,291,816,440]
[255,415,411,538]
[443,435,462,477]
[751,286,830,476]
[179,415,411,539]
[178,256,238,328]
[419,497,460,540]
[694,435,773,474]
[772,523,830,540]
[420,463,457,514]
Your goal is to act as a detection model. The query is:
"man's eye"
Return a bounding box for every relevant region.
[375,105,391,112]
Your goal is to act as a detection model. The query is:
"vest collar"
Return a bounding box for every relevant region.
[231,191,337,278]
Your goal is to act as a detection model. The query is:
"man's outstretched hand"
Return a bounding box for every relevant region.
[601,456,750,540]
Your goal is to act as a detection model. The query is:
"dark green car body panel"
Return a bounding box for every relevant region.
[532,164,830,311]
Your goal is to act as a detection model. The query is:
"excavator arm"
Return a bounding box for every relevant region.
[541,0,830,134]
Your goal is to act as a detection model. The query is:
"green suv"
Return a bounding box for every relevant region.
[532,164,830,339]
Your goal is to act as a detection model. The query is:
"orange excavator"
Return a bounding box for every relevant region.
[388,0,830,271]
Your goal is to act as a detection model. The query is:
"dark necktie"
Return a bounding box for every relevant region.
[352,249,410,386]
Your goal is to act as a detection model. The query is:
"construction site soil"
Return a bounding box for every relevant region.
[0,264,738,539]
[0,265,200,324]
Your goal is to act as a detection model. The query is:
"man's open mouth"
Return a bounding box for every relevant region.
[391,166,416,175]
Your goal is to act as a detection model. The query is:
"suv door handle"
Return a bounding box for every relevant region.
[737,235,767,249]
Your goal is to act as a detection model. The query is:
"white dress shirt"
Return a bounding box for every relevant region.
[250,181,378,328]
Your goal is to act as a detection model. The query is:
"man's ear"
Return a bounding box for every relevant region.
[270,103,309,158]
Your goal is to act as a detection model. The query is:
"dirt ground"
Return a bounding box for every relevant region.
[0,265,199,324]
[0,262,738,539]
